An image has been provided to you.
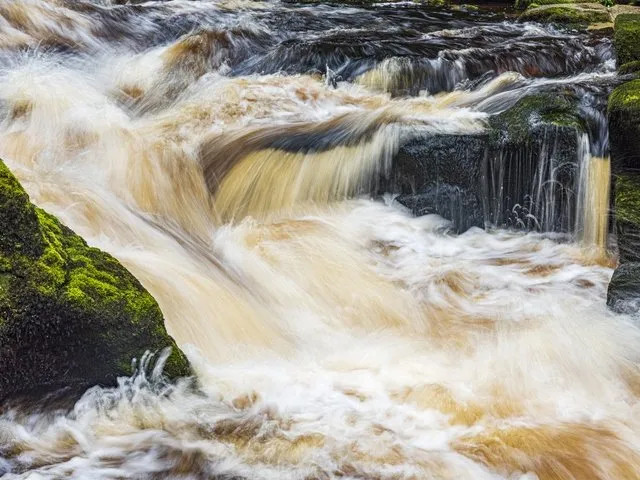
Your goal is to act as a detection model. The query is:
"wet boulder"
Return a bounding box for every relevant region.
[390,132,488,232]
[0,160,190,400]
[607,36,640,311]
[485,94,585,232]
[607,262,640,313]
[390,93,585,232]
[613,174,640,263]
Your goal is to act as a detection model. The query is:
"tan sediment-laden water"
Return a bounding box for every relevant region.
[0,1,636,479]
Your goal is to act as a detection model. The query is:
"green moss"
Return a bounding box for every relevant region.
[490,93,585,146]
[609,78,640,110]
[0,159,190,398]
[619,60,640,76]
[615,14,640,66]
[519,4,611,27]
[518,0,575,9]
[0,162,44,257]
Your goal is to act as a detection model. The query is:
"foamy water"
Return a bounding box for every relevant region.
[0,1,636,479]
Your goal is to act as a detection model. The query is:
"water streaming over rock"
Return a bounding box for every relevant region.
[0,1,634,479]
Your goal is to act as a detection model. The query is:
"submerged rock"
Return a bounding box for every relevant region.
[0,160,190,400]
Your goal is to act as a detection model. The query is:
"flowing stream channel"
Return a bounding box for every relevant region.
[1,1,639,479]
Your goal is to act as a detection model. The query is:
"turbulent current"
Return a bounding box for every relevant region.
[0,0,638,479]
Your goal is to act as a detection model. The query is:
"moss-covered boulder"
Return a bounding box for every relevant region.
[613,173,640,264]
[519,3,611,28]
[619,60,640,75]
[516,0,576,10]
[485,93,585,231]
[0,160,190,400]
[609,79,640,172]
[615,14,640,65]
[488,93,585,146]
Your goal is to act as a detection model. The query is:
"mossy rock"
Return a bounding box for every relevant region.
[0,160,190,399]
[516,0,576,10]
[486,93,584,231]
[388,93,585,233]
[614,14,640,66]
[489,93,585,147]
[613,173,640,263]
[608,79,640,172]
[519,3,611,27]
[619,60,640,75]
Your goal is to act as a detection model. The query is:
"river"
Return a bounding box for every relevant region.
[1,1,638,479]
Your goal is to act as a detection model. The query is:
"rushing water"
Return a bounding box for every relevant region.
[0,1,637,479]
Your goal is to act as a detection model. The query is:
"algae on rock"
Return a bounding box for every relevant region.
[0,160,190,399]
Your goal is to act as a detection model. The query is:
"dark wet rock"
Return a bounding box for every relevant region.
[608,79,640,172]
[607,40,640,309]
[389,93,585,232]
[391,133,488,232]
[519,3,611,28]
[0,160,190,400]
[484,94,585,231]
[488,93,585,146]
[614,13,640,65]
[607,262,640,313]
[613,173,640,263]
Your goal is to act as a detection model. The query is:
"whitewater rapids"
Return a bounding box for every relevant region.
[1,1,638,479]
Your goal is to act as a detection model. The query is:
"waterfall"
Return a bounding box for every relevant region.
[575,134,612,251]
[0,1,635,480]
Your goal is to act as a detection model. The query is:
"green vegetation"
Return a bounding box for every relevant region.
[615,14,640,65]
[0,160,190,398]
